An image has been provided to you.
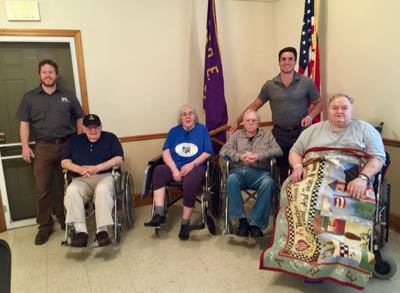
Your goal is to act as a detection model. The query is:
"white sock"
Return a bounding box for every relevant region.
[73,223,87,234]
[96,225,108,233]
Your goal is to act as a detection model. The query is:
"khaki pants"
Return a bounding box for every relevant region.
[64,173,116,230]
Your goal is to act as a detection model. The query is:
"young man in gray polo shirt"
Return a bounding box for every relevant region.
[230,47,322,181]
[16,59,84,245]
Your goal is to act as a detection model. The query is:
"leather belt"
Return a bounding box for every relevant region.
[36,136,69,144]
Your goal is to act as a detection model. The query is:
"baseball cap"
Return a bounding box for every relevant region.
[83,114,101,127]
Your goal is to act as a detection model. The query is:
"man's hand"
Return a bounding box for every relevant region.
[301,115,313,127]
[239,151,258,165]
[21,146,35,163]
[347,178,368,199]
[291,164,306,183]
[81,165,100,178]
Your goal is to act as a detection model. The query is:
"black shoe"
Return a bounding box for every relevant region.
[236,218,249,237]
[178,224,190,241]
[144,214,166,227]
[34,228,53,245]
[249,225,264,238]
[71,232,89,247]
[96,231,112,247]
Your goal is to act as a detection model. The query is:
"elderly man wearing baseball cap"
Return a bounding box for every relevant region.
[61,114,124,247]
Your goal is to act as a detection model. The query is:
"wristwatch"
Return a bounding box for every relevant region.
[358,173,369,182]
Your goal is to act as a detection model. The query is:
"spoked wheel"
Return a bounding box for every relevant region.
[208,162,222,218]
[121,172,134,230]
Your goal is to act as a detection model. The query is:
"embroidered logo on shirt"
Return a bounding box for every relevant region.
[175,143,198,157]
[60,97,69,103]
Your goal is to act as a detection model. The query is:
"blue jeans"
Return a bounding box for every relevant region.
[226,166,275,229]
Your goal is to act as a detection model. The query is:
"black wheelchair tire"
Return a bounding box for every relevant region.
[378,180,390,248]
[373,253,397,280]
[206,214,216,235]
[123,172,134,230]
[208,162,222,218]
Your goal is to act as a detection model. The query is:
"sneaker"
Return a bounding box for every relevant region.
[34,228,53,245]
[249,225,264,238]
[144,214,166,227]
[178,224,190,241]
[71,232,89,247]
[96,231,112,247]
[236,218,249,237]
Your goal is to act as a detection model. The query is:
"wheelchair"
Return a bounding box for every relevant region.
[61,166,134,246]
[0,239,11,293]
[141,155,222,236]
[221,156,280,236]
[370,153,397,279]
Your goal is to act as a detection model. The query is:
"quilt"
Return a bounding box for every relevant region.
[260,147,377,290]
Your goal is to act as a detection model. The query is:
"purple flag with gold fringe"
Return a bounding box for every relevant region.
[203,0,228,153]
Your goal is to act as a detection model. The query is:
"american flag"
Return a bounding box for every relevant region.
[299,0,321,121]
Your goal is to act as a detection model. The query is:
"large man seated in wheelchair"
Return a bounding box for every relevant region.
[61,114,125,247]
[144,105,214,240]
[260,94,396,289]
[220,109,282,237]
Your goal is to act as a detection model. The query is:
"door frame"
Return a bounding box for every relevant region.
[0,29,90,231]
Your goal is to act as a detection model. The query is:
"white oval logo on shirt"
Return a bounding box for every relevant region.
[175,143,198,157]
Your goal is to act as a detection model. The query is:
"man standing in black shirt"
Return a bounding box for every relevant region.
[16,59,84,245]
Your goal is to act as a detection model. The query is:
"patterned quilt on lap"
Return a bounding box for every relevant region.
[260,147,376,290]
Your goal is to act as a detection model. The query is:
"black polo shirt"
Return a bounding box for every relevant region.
[63,131,124,177]
[16,85,84,139]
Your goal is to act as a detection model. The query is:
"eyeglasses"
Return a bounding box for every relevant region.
[181,111,195,118]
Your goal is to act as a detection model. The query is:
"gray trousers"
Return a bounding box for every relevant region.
[64,173,116,230]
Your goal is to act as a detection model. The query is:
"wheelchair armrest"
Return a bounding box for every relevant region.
[148,155,163,166]
[141,155,164,199]
[111,165,122,176]
[62,168,73,189]
[270,156,278,183]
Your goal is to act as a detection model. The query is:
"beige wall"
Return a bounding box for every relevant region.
[1,0,399,211]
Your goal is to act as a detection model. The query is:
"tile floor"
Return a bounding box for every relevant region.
[1,204,399,293]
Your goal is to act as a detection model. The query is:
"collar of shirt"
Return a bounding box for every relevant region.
[35,84,61,95]
[273,71,301,85]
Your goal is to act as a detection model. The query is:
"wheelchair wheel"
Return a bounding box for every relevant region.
[373,253,397,280]
[206,211,216,235]
[377,180,390,248]
[115,225,121,243]
[208,162,222,218]
[121,172,134,230]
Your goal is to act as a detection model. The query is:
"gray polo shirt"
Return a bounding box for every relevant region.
[258,71,320,128]
[16,85,84,139]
